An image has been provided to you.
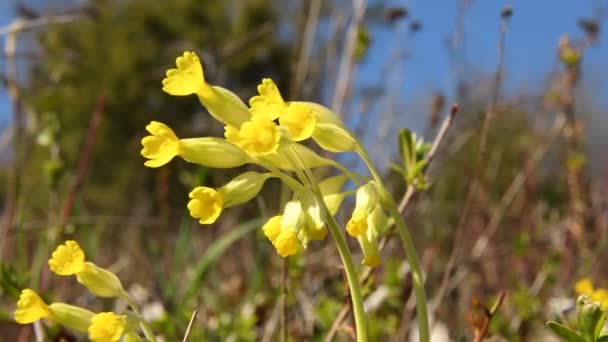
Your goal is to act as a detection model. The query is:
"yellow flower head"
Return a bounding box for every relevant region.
[162,51,206,96]
[249,78,285,120]
[48,240,85,276]
[225,115,280,156]
[14,289,50,324]
[141,121,180,168]
[274,230,300,257]
[280,103,316,141]
[346,210,368,237]
[346,182,378,237]
[187,187,224,224]
[262,216,283,244]
[88,312,126,342]
[575,278,594,295]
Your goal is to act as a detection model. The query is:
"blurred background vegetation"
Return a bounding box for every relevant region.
[0,0,607,341]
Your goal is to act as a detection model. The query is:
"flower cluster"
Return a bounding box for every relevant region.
[575,278,608,310]
[14,241,148,342]
[143,51,391,266]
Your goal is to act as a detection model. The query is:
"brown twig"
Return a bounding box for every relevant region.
[324,104,459,342]
[182,308,199,342]
[59,94,105,228]
[472,291,506,342]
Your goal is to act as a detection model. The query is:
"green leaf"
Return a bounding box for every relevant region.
[547,321,585,342]
[578,302,605,341]
[597,335,608,342]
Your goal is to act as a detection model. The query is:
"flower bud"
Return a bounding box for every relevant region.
[220,172,273,207]
[76,262,126,298]
[346,182,379,237]
[49,303,95,333]
[293,102,357,152]
[179,137,251,168]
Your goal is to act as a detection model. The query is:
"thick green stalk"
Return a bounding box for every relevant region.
[323,206,368,341]
[356,146,429,342]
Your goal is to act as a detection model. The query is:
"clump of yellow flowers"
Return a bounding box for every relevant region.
[144,51,386,266]
[14,240,154,342]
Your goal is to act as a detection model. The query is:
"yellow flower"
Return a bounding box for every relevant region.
[262,216,283,244]
[279,103,316,141]
[14,289,50,324]
[48,240,85,275]
[346,182,378,237]
[89,312,126,342]
[162,51,206,96]
[356,206,386,268]
[140,121,180,167]
[575,278,594,295]
[14,289,95,332]
[275,230,300,257]
[162,51,249,127]
[225,115,280,156]
[262,201,303,257]
[187,187,224,224]
[249,78,316,141]
[141,121,251,168]
[49,241,126,298]
[249,78,285,120]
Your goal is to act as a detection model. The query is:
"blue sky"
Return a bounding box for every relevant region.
[0,0,606,128]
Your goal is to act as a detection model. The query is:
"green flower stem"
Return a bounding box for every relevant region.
[356,145,429,342]
[122,292,157,342]
[323,203,369,342]
[285,145,368,341]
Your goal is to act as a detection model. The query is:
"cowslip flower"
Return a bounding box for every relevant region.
[162,51,249,127]
[356,206,387,268]
[249,78,358,151]
[48,241,125,298]
[249,78,316,142]
[89,312,127,342]
[262,201,304,257]
[224,115,281,156]
[188,172,273,224]
[346,182,379,237]
[575,278,608,310]
[14,289,94,332]
[141,121,250,168]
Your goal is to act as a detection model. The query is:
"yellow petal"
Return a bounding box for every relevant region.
[575,278,594,295]
[274,230,300,257]
[233,116,280,156]
[262,216,283,245]
[187,187,224,224]
[162,51,206,96]
[48,240,86,276]
[141,121,180,168]
[88,312,126,342]
[249,78,285,121]
[346,210,368,237]
[280,103,316,141]
[14,289,50,324]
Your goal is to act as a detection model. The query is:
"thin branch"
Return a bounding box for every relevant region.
[331,0,366,116]
[473,291,506,342]
[290,0,322,98]
[182,308,199,342]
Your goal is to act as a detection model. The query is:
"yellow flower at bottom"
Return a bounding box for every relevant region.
[48,240,85,275]
[279,103,316,141]
[225,115,280,156]
[274,230,300,257]
[14,289,50,324]
[140,121,180,167]
[89,312,126,342]
[262,216,283,244]
[187,187,224,224]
